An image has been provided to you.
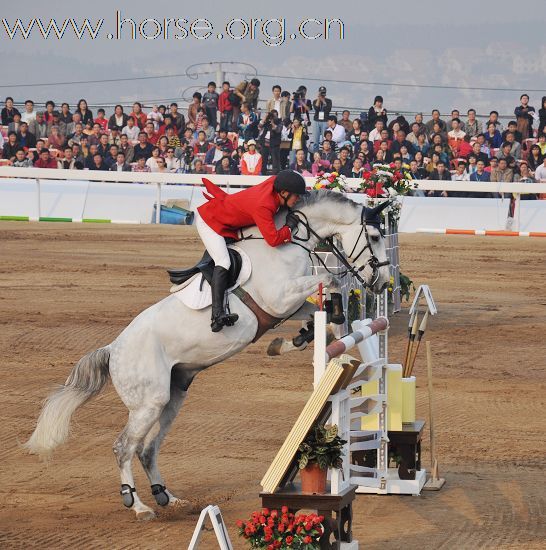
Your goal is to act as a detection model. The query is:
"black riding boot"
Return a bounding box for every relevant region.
[210,266,239,332]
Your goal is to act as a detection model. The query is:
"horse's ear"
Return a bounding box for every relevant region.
[366,199,392,220]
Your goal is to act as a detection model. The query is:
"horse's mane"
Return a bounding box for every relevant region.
[296,189,360,210]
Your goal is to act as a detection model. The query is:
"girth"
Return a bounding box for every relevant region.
[232,287,285,343]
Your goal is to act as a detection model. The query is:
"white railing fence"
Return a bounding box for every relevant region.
[0,167,545,231]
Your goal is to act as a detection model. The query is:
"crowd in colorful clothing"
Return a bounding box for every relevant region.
[2,83,546,191]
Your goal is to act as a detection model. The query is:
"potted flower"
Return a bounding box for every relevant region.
[296,424,346,494]
[237,507,324,549]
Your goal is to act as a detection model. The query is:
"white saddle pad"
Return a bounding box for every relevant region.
[171,245,251,310]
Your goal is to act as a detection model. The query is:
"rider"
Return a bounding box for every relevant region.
[195,170,307,332]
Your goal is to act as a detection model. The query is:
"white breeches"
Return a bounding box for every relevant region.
[194,210,231,270]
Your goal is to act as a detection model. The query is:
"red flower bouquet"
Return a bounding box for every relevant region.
[313,171,348,192]
[237,507,324,549]
[359,163,412,198]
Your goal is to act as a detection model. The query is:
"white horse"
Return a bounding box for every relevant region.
[24,190,391,520]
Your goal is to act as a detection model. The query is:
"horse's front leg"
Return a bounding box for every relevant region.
[276,273,334,316]
[267,274,336,356]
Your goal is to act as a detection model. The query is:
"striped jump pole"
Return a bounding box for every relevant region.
[314,313,389,387]
[0,216,141,224]
[417,228,546,238]
[325,317,389,362]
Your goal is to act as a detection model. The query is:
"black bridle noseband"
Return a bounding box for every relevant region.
[290,206,390,288]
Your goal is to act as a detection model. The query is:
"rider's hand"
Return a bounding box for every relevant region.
[285,211,300,231]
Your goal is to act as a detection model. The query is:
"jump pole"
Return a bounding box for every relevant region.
[313,313,388,387]
[324,317,389,362]
[423,341,445,491]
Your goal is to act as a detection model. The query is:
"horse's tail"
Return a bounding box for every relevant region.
[24,347,110,459]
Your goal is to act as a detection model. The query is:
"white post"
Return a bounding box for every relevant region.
[155,182,161,224]
[313,310,328,388]
[35,178,41,222]
[329,390,350,495]
[515,193,521,232]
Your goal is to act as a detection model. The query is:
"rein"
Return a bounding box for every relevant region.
[291,207,389,288]
[241,205,389,288]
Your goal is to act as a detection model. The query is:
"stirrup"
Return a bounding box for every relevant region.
[211,312,239,332]
[222,313,239,327]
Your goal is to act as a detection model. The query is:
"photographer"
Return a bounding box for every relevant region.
[288,117,309,166]
[290,85,312,126]
[311,86,332,153]
[258,109,282,175]
[279,117,292,170]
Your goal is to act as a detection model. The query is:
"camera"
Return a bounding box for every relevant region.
[293,91,303,100]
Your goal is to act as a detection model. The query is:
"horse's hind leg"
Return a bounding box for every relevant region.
[137,381,189,507]
[113,403,167,520]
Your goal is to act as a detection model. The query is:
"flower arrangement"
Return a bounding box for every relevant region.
[359,163,413,198]
[313,171,348,192]
[237,507,324,549]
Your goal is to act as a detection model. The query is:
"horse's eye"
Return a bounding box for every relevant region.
[371,235,380,243]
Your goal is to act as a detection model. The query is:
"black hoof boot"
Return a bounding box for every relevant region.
[292,320,315,347]
[151,484,170,506]
[120,484,136,508]
[330,292,346,325]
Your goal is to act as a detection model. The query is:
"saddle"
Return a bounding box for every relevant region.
[167,245,284,343]
[167,246,243,288]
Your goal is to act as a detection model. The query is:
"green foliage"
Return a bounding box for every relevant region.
[399,272,415,302]
[297,424,347,471]
[347,288,362,326]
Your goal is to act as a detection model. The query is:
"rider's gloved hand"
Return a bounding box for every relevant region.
[285,211,300,231]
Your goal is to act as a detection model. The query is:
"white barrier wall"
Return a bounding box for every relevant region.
[1,168,545,231]
[400,196,507,232]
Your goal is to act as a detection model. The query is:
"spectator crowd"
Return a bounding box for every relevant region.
[1,81,546,195]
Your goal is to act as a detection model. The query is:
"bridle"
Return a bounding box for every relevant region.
[290,206,390,288]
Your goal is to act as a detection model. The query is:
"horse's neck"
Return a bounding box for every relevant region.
[296,199,359,245]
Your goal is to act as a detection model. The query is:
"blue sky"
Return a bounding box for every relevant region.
[1,0,544,119]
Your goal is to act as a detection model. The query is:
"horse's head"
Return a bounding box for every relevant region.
[293,191,391,294]
[336,199,391,294]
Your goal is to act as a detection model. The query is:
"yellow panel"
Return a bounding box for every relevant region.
[359,379,379,430]
[387,364,403,431]
[402,376,416,423]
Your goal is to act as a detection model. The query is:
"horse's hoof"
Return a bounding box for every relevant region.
[136,509,156,521]
[267,338,284,356]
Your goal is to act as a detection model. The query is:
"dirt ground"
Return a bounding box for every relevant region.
[0,222,545,550]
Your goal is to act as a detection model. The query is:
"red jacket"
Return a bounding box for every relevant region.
[130,111,148,130]
[197,176,292,246]
[34,158,58,169]
[218,91,233,112]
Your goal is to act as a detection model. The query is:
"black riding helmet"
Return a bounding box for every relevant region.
[273,170,308,195]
